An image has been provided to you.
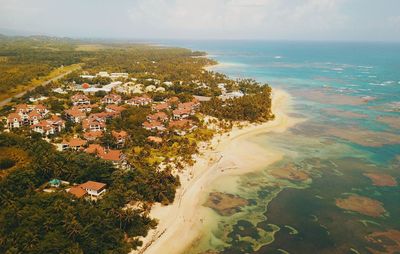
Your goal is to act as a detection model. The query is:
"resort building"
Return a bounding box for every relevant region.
[101,94,122,104]
[71,94,91,106]
[64,108,86,123]
[147,112,168,122]
[125,96,152,106]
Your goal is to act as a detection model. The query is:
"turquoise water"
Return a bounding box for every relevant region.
[162,40,400,253]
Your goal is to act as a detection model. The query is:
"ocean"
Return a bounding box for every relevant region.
[161,40,400,253]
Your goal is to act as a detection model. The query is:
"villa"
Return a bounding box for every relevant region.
[71,94,91,106]
[68,181,107,199]
[64,108,86,123]
[101,94,122,104]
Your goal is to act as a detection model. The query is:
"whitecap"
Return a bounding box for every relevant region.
[274,56,282,59]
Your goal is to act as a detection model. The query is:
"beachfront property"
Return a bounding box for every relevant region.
[168,119,197,136]
[85,144,126,166]
[220,90,245,100]
[68,181,107,199]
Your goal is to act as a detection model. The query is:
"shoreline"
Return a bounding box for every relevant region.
[133,88,301,254]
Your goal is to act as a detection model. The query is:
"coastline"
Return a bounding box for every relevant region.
[133,88,301,254]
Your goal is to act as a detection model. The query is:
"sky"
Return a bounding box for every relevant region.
[0,0,400,41]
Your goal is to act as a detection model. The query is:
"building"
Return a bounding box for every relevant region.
[6,113,23,129]
[82,118,106,132]
[65,108,86,123]
[112,130,128,146]
[169,119,197,135]
[68,186,87,198]
[101,94,122,104]
[71,94,91,106]
[147,112,168,122]
[172,108,192,120]
[85,144,126,165]
[30,115,65,136]
[83,131,104,141]
[6,104,49,129]
[68,181,107,198]
[142,121,166,132]
[125,96,152,106]
[79,181,107,197]
[105,104,126,114]
[152,102,170,111]
[60,138,87,151]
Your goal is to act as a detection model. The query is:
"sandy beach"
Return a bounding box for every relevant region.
[133,88,300,254]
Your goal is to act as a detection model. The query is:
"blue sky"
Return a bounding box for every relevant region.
[0,0,399,41]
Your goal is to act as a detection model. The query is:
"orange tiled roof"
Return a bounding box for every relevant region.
[112,130,128,139]
[68,186,87,198]
[79,181,106,191]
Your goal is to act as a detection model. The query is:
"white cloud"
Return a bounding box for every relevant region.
[127,0,349,39]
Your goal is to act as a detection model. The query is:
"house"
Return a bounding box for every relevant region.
[26,111,42,125]
[6,113,23,129]
[219,91,244,100]
[74,104,96,113]
[101,94,122,104]
[30,115,65,136]
[105,104,126,114]
[6,104,49,129]
[85,144,126,165]
[97,71,110,77]
[68,180,108,199]
[71,94,90,106]
[152,102,169,111]
[147,112,168,122]
[169,119,197,135]
[82,118,106,132]
[112,130,128,146]
[79,181,107,197]
[79,82,122,95]
[65,108,86,123]
[125,96,152,106]
[142,121,166,132]
[172,108,192,120]
[68,186,87,198]
[83,131,104,141]
[60,138,87,151]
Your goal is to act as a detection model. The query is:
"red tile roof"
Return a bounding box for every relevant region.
[79,181,106,191]
[68,186,87,198]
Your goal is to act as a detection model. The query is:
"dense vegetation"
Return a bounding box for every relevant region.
[0,133,179,253]
[201,86,274,122]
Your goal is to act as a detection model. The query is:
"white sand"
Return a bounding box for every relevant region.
[133,88,301,254]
